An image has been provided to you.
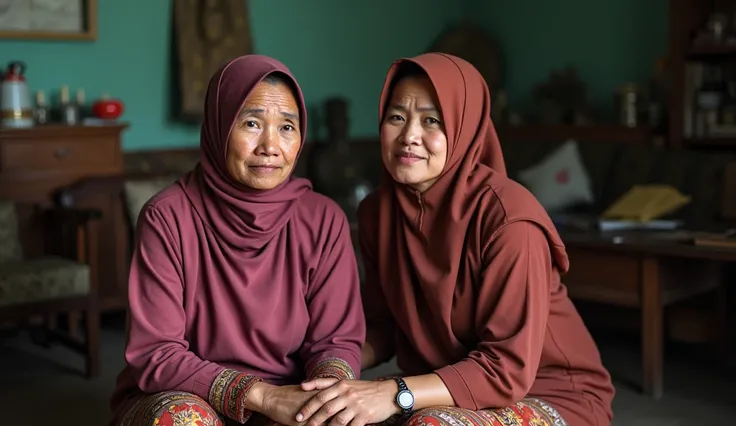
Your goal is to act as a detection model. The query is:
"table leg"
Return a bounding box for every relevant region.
[640,257,663,399]
[717,272,729,367]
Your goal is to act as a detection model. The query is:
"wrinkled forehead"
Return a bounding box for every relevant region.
[201,55,309,164]
[381,55,469,116]
[220,59,300,102]
[380,54,488,157]
[215,56,307,124]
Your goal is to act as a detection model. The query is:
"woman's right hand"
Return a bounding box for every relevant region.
[252,383,320,426]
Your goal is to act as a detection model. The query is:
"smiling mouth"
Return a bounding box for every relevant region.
[248,165,280,174]
[396,152,424,165]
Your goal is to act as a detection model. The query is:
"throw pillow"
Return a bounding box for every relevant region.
[517,139,594,213]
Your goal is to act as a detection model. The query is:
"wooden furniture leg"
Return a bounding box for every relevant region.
[717,274,729,367]
[84,307,101,377]
[640,257,663,399]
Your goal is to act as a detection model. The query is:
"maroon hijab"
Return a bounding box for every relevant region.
[179,55,312,250]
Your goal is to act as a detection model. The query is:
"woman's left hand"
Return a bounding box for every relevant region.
[296,378,400,426]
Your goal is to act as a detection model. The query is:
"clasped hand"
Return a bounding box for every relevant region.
[293,378,400,426]
[259,378,398,426]
[258,384,320,426]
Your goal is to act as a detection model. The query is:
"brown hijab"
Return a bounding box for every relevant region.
[376,52,508,238]
[370,53,568,366]
[179,55,312,250]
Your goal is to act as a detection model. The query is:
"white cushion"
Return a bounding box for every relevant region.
[517,139,594,213]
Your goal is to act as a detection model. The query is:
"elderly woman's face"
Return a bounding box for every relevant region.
[380,75,448,193]
[226,80,301,190]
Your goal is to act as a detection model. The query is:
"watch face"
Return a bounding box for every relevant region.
[397,390,414,408]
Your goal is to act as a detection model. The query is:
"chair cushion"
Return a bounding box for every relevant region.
[0,257,90,307]
[0,201,23,263]
[124,178,175,229]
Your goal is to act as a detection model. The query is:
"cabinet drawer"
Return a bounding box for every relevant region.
[564,248,640,305]
[0,138,119,172]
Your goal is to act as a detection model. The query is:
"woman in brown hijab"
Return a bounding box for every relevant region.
[109,55,365,425]
[295,53,614,426]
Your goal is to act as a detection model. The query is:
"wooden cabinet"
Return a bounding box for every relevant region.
[668,0,736,150]
[0,125,125,200]
[0,124,127,308]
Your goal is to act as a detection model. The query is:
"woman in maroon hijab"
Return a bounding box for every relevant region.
[295,53,615,426]
[109,55,365,426]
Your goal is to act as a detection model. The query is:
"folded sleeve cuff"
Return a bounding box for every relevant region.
[307,357,356,381]
[208,369,263,423]
[435,362,480,410]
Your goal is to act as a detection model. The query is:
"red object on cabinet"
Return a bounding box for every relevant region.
[92,96,124,120]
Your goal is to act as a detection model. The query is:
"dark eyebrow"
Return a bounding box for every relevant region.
[282,111,299,121]
[387,104,438,113]
[238,108,299,122]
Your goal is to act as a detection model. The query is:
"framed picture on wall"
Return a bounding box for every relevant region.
[0,0,97,41]
[172,0,253,121]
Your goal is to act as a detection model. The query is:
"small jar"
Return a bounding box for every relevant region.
[616,83,640,127]
[34,90,50,125]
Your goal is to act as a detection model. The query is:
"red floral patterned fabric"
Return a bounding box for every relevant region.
[401,399,565,426]
[118,392,223,425]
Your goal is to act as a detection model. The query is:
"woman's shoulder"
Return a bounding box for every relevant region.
[135,182,193,232]
[356,190,380,233]
[357,189,382,219]
[296,190,350,225]
[481,173,569,271]
[356,190,380,215]
[143,182,191,215]
[480,172,554,233]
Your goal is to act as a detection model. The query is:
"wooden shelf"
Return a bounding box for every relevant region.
[687,43,736,59]
[0,123,129,140]
[685,137,736,148]
[496,124,654,144]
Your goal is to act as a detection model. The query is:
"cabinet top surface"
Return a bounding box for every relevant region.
[0,123,129,140]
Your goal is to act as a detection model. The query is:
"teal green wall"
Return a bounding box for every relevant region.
[468,0,669,119]
[0,0,462,151]
[0,0,668,150]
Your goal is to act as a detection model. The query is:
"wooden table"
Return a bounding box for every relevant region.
[559,229,735,399]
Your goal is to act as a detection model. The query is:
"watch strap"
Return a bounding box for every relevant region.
[393,377,414,415]
[395,377,409,392]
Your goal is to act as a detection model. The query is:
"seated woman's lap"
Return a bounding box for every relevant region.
[371,376,565,426]
[113,389,566,426]
[114,391,294,426]
[381,399,565,426]
[115,391,224,426]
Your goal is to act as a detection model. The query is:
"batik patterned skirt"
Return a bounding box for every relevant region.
[114,391,566,426]
[115,391,224,426]
[395,399,567,426]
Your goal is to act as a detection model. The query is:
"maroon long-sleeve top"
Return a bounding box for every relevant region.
[110,55,365,425]
[111,184,364,410]
[361,53,615,426]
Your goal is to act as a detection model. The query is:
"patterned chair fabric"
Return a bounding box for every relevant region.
[0,201,23,263]
[0,201,90,307]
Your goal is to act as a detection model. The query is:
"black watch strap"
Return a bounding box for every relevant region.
[393,377,414,415]
[395,377,409,392]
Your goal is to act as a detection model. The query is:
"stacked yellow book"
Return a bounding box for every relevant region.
[601,185,691,223]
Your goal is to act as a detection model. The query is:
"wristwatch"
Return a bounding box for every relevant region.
[393,377,415,415]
